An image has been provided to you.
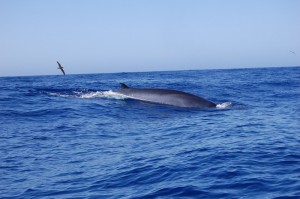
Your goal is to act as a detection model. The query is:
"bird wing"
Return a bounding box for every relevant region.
[57,61,63,69]
[61,68,65,75]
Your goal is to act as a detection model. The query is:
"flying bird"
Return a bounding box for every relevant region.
[289,50,296,55]
[56,61,65,75]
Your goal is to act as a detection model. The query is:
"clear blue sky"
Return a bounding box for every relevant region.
[0,0,299,76]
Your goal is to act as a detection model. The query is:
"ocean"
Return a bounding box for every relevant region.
[0,67,299,198]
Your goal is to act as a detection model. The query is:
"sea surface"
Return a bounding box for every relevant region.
[0,67,299,198]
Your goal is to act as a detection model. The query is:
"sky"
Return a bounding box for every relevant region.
[0,0,299,76]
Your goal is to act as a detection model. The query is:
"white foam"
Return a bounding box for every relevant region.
[79,91,104,99]
[48,92,71,98]
[216,101,232,109]
[79,90,128,99]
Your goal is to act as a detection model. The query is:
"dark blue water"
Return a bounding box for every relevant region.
[0,67,299,198]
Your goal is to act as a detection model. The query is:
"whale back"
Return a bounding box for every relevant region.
[115,83,216,108]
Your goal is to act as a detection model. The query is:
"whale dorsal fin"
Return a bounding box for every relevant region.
[120,83,129,89]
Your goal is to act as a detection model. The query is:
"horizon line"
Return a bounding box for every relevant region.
[0,65,299,78]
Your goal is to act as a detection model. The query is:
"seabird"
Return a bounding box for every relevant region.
[289,50,296,55]
[57,61,65,75]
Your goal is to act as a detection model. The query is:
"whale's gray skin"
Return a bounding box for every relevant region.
[114,83,216,108]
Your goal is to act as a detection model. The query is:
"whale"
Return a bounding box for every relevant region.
[113,83,216,108]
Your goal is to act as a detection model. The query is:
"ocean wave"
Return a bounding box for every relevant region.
[134,185,231,198]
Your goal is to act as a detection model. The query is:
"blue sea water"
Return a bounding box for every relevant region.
[0,67,299,198]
